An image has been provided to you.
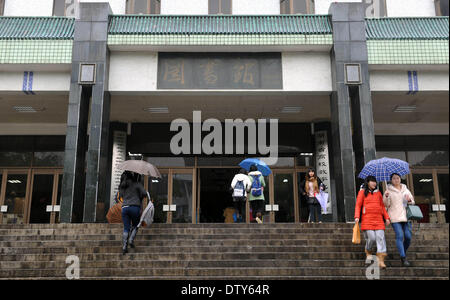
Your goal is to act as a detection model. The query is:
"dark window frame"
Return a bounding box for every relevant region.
[209,0,232,15]
[126,0,161,14]
[0,0,5,16]
[280,0,314,14]
[435,0,449,16]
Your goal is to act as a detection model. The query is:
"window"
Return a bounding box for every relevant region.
[407,151,449,167]
[53,0,76,17]
[209,0,231,14]
[280,0,314,14]
[0,0,4,16]
[436,0,449,16]
[126,0,160,14]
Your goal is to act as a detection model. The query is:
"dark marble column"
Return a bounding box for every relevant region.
[329,3,377,222]
[60,2,112,223]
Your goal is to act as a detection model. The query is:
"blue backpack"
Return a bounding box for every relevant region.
[250,175,262,197]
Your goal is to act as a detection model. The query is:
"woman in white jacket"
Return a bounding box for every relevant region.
[383,173,415,267]
[230,168,251,223]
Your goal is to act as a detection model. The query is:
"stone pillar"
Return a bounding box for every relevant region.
[329,2,377,222]
[60,2,112,223]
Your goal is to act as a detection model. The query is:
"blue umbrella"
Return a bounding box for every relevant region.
[358,157,410,182]
[239,158,272,176]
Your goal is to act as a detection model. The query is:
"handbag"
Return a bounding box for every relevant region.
[406,205,423,221]
[352,223,361,244]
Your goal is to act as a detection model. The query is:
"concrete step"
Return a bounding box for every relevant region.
[0,223,446,229]
[1,233,447,243]
[1,251,448,262]
[0,223,447,280]
[1,245,448,255]
[0,227,447,236]
[6,275,449,280]
[2,266,448,278]
[1,259,447,270]
[0,238,447,247]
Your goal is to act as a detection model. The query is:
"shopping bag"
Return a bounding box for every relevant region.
[315,191,329,214]
[352,223,361,244]
[406,205,423,221]
[106,202,122,224]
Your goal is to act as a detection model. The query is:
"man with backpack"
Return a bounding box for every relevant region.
[230,168,251,223]
[248,165,266,224]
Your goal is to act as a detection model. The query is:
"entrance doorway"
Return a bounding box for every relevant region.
[199,168,237,223]
[0,169,63,224]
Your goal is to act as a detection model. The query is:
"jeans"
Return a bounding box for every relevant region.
[363,230,387,253]
[391,222,412,258]
[122,206,141,233]
[308,203,322,222]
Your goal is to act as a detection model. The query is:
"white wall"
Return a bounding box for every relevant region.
[161,0,208,15]
[108,52,158,92]
[232,0,280,15]
[385,0,436,17]
[282,52,332,92]
[315,0,362,14]
[316,0,437,16]
[0,71,70,92]
[79,0,126,14]
[4,0,54,16]
[370,70,449,92]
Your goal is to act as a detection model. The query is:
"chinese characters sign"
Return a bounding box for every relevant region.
[315,131,332,214]
[158,53,283,89]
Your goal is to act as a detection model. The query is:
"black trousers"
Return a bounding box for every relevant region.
[233,198,246,218]
[250,200,264,219]
[308,203,322,222]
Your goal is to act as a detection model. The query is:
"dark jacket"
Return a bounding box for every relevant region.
[120,180,146,207]
[299,177,325,205]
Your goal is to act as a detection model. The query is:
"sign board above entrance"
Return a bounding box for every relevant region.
[158,53,283,90]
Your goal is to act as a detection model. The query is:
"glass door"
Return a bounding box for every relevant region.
[0,170,30,224]
[297,171,309,222]
[170,169,195,223]
[28,170,63,224]
[28,172,54,223]
[52,173,63,224]
[272,171,295,223]
[147,170,169,223]
[437,171,449,224]
[411,171,437,223]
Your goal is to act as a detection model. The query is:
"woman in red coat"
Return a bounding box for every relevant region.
[354,176,391,269]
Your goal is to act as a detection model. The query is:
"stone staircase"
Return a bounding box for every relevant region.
[0,223,448,280]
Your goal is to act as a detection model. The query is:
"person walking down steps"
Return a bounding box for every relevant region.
[383,173,415,267]
[354,176,391,269]
[120,171,147,255]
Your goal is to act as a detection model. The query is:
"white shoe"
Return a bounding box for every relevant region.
[255,217,263,224]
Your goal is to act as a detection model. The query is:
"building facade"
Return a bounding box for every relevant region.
[0,0,448,225]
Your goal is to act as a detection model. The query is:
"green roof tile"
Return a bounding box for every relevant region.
[0,15,448,42]
[366,17,449,40]
[108,15,333,35]
[0,16,75,40]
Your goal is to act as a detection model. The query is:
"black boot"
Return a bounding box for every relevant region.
[401,257,411,267]
[122,232,129,255]
[128,226,139,249]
